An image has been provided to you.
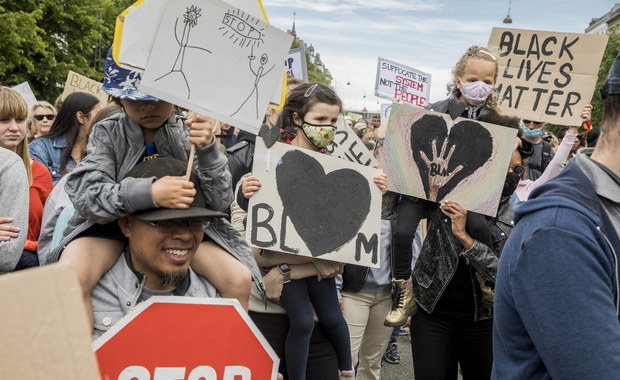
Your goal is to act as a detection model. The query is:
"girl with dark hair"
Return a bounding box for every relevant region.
[238,83,388,379]
[29,92,101,184]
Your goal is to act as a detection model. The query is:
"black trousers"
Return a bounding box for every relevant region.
[411,307,493,380]
[393,196,426,279]
[249,311,339,380]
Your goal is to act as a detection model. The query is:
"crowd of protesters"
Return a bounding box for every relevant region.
[1,36,619,380]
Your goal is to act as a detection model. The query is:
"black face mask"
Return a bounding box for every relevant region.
[502,172,520,198]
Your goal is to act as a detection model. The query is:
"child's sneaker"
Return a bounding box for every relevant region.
[340,369,355,377]
[383,338,400,364]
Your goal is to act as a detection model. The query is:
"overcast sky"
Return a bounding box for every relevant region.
[262,0,614,112]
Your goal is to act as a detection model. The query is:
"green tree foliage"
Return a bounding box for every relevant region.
[0,0,133,102]
[291,39,331,85]
[590,27,620,127]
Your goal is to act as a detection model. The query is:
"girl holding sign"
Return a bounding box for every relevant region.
[239,83,388,379]
[388,46,510,379]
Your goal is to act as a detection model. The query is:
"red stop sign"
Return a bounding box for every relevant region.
[93,297,278,380]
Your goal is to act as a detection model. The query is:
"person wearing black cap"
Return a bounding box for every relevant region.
[91,157,227,339]
[494,52,620,379]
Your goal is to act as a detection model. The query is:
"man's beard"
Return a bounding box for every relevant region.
[158,270,189,288]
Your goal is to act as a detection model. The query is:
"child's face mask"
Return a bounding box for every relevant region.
[459,79,493,104]
[300,121,336,148]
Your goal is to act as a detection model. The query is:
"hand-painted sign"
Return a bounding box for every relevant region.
[285,47,307,81]
[375,57,431,108]
[325,116,378,167]
[381,103,517,217]
[247,138,382,267]
[62,71,109,105]
[488,27,608,125]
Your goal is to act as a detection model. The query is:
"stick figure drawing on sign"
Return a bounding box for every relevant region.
[231,45,275,119]
[155,5,211,99]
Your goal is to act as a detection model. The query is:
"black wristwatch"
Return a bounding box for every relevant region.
[278,264,291,284]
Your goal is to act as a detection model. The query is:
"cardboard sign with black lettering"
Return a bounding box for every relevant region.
[247,138,382,267]
[62,71,109,105]
[324,116,378,167]
[285,47,308,81]
[488,28,608,125]
[375,57,431,108]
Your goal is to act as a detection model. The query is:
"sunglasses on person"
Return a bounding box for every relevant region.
[147,218,211,233]
[510,164,525,175]
[522,120,543,126]
[34,114,56,121]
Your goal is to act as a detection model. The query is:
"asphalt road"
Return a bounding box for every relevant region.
[380,332,414,379]
[380,331,463,380]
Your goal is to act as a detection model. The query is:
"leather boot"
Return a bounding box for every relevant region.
[384,279,416,327]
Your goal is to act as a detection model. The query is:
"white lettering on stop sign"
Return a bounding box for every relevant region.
[117,365,251,380]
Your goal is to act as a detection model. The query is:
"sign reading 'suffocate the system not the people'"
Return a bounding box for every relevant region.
[488,27,608,126]
[375,57,431,108]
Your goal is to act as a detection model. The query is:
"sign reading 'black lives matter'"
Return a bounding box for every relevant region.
[488,28,608,126]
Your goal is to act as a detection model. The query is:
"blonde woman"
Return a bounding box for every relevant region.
[27,100,57,139]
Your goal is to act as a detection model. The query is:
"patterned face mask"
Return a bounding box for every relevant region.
[300,121,337,148]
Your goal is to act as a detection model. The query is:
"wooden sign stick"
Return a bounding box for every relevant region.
[185,144,195,180]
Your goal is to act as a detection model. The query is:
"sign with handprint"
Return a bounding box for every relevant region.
[380,103,517,217]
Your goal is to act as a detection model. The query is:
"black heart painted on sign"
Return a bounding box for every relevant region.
[258,124,280,148]
[410,114,493,202]
[276,150,371,256]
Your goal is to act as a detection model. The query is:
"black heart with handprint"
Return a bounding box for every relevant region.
[276,150,371,256]
[410,114,493,202]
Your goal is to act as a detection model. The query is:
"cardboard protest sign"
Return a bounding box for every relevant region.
[11,82,37,108]
[247,138,382,267]
[325,116,378,167]
[138,0,292,134]
[381,103,517,217]
[0,264,101,380]
[94,296,278,380]
[375,57,431,108]
[61,71,109,105]
[345,112,364,122]
[285,46,308,81]
[488,27,608,125]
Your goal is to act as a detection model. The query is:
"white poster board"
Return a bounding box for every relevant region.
[116,0,267,71]
[380,103,392,125]
[247,138,382,267]
[285,47,307,81]
[375,57,431,108]
[381,103,517,217]
[139,0,292,134]
[11,82,37,108]
[488,27,608,125]
[325,116,378,167]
